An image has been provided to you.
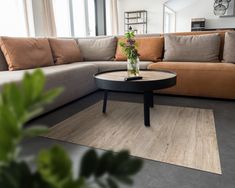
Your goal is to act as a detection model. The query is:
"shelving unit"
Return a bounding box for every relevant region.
[191,18,206,31]
[124,10,147,34]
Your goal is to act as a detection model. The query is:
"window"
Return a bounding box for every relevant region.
[53,0,96,37]
[0,0,28,36]
[164,6,176,33]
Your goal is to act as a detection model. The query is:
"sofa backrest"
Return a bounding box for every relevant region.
[0,31,230,72]
[116,33,161,39]
[162,31,228,61]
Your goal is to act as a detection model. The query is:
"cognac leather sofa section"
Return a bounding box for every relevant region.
[148,62,235,99]
[147,31,235,99]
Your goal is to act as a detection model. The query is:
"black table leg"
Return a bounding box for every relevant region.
[150,91,154,108]
[144,91,151,127]
[103,90,108,113]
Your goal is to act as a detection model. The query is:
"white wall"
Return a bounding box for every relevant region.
[176,0,235,32]
[117,0,167,34]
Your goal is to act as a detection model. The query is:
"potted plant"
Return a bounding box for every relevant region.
[0,70,143,188]
[119,30,140,77]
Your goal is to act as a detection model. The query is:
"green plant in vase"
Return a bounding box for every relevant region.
[119,31,140,77]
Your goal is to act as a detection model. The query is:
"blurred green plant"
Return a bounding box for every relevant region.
[0,69,143,188]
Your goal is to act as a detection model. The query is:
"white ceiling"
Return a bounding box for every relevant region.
[164,0,197,12]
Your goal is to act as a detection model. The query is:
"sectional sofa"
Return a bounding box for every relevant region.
[0,31,234,116]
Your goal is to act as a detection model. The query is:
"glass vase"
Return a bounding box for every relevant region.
[127,58,140,77]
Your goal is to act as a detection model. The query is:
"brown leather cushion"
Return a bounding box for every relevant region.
[0,37,54,71]
[49,38,83,65]
[115,37,164,61]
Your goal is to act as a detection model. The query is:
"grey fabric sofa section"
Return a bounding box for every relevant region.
[43,63,98,113]
[0,63,98,113]
[0,61,153,115]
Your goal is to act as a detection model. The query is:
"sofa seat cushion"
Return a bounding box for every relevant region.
[0,62,98,113]
[0,37,54,71]
[148,62,235,99]
[148,61,235,71]
[84,61,153,72]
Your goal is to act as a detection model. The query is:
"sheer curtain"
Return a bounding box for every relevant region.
[53,0,71,37]
[0,0,28,36]
[72,0,87,37]
[41,0,57,37]
[106,0,119,35]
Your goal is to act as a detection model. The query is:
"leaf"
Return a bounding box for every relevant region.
[41,88,63,104]
[79,149,98,178]
[95,151,114,177]
[95,179,108,188]
[120,158,143,176]
[1,83,24,120]
[21,69,63,115]
[109,150,130,175]
[0,105,21,163]
[63,177,88,188]
[22,72,33,108]
[31,69,46,101]
[107,177,119,188]
[37,146,72,187]
[24,107,44,122]
[0,161,35,188]
[22,125,48,138]
[115,176,133,185]
[106,150,143,177]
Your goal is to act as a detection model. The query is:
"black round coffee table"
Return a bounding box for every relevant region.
[94,70,177,127]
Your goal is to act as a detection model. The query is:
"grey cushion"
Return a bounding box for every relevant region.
[164,34,221,62]
[82,61,152,72]
[223,32,235,63]
[0,49,8,71]
[77,37,117,61]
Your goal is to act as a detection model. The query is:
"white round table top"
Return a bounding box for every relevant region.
[95,70,176,82]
